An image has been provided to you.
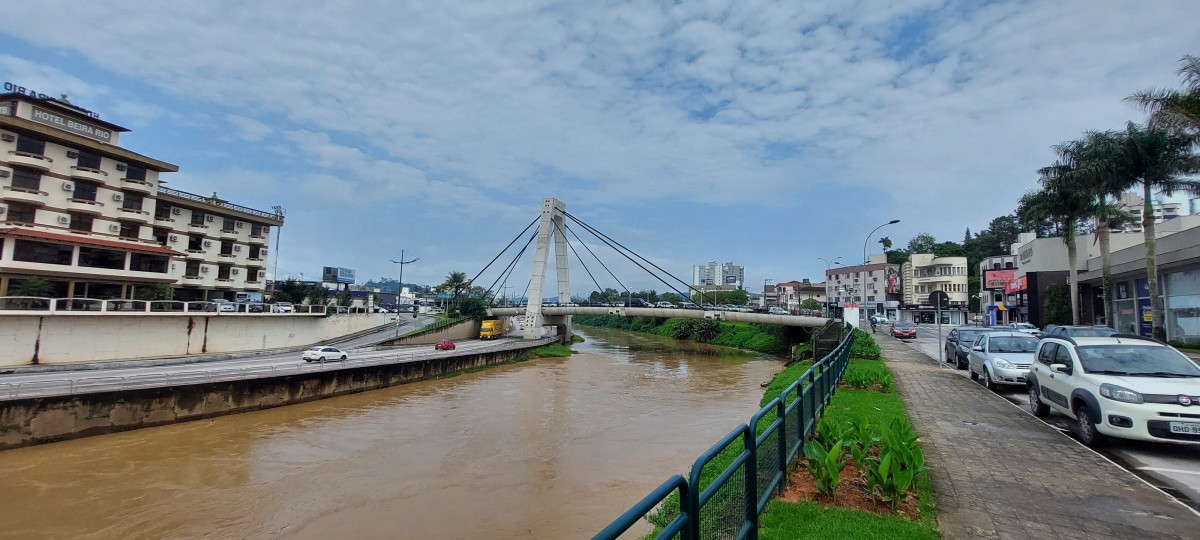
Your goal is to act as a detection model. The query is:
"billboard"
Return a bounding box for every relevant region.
[984,270,1015,290]
[1005,275,1027,294]
[322,266,356,284]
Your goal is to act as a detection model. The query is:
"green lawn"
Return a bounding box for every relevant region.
[756,358,939,539]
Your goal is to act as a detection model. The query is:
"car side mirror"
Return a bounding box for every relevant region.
[1051,363,1072,375]
[972,345,984,352]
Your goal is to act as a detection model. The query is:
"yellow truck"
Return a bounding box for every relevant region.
[479,319,503,340]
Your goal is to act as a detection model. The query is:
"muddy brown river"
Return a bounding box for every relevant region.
[0,328,782,539]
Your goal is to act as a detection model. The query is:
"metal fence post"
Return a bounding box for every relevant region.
[776,398,787,496]
[744,427,758,540]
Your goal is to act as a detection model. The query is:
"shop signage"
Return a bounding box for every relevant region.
[1019,246,1034,265]
[1005,275,1027,294]
[322,266,356,284]
[5,81,101,118]
[984,270,1015,289]
[29,106,113,142]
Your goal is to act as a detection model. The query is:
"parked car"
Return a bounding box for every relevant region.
[1008,322,1042,337]
[335,306,349,314]
[1028,335,1200,446]
[1042,326,1118,339]
[768,306,789,315]
[623,298,653,308]
[680,302,700,310]
[891,321,917,339]
[272,302,294,313]
[302,346,347,362]
[967,332,1040,389]
[212,299,236,313]
[435,340,456,350]
[944,327,997,369]
[655,301,675,309]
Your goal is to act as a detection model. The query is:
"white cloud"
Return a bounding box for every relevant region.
[227,115,272,141]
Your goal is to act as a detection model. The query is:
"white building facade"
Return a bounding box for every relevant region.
[692,261,745,289]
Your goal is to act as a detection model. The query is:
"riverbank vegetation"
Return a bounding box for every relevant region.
[573,315,800,356]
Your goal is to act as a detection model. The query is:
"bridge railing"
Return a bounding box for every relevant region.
[593,324,853,540]
[0,297,330,316]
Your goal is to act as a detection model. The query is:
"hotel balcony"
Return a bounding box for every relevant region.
[6,151,53,171]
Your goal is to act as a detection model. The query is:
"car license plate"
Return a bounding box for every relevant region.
[1169,422,1200,435]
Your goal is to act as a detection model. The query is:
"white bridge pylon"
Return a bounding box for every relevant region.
[523,198,571,340]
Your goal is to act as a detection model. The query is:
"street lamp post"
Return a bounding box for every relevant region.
[818,257,842,317]
[391,250,419,337]
[269,206,285,299]
[860,220,900,324]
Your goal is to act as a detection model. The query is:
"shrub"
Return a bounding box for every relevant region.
[804,439,847,496]
[851,329,882,359]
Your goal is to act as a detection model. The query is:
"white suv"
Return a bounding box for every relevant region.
[1027,335,1200,446]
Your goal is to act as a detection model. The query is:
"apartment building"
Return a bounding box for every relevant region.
[693,261,745,289]
[900,254,969,324]
[0,89,282,301]
[1111,192,1184,233]
[775,280,826,312]
[825,255,900,320]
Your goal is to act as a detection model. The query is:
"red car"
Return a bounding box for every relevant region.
[890,322,917,339]
[435,340,456,350]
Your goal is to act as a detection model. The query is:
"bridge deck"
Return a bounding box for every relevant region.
[487,306,830,327]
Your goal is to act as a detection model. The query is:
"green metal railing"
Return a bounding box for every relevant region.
[594,324,854,540]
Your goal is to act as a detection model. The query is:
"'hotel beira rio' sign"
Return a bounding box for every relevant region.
[29,106,113,142]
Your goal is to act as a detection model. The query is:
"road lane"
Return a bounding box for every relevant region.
[883,323,1200,509]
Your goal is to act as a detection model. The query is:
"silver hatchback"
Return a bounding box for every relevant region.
[967,332,1040,390]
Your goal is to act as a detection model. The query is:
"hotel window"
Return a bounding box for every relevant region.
[154,203,172,220]
[76,151,102,170]
[250,223,264,237]
[191,212,206,226]
[153,227,170,246]
[217,265,232,280]
[68,213,93,232]
[125,166,147,181]
[1005,262,1014,269]
[222,217,236,232]
[13,239,73,265]
[71,181,99,202]
[188,235,204,251]
[185,260,201,277]
[130,253,168,273]
[122,191,144,211]
[11,167,41,190]
[220,240,233,256]
[6,202,36,224]
[15,134,45,155]
[78,247,126,270]
[118,221,140,240]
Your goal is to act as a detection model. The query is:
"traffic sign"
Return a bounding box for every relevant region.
[929,290,950,309]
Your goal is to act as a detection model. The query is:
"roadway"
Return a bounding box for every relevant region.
[890,324,1200,510]
[0,316,539,401]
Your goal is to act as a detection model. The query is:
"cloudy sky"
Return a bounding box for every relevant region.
[2,1,1197,296]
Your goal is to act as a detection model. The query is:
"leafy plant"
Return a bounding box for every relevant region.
[848,418,878,469]
[866,419,929,510]
[136,283,174,301]
[850,329,882,359]
[8,277,52,297]
[804,439,846,496]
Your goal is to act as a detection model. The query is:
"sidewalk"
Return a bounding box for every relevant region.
[879,337,1200,539]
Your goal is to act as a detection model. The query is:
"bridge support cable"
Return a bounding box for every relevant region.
[479,230,538,306]
[464,216,539,300]
[563,211,704,304]
[552,220,611,303]
[559,217,632,300]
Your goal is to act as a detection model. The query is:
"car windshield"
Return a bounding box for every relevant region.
[895,322,915,328]
[1014,323,1035,329]
[988,336,1038,353]
[1076,345,1200,377]
[1070,327,1117,337]
[958,330,985,341]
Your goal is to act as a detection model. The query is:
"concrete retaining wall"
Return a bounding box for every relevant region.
[0,314,392,367]
[385,319,481,345]
[0,344,541,450]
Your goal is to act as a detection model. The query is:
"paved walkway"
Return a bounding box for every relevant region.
[879,337,1200,539]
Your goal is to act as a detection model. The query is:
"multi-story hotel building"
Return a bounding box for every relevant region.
[900,254,969,324]
[0,89,282,301]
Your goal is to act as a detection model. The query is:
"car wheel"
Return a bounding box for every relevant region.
[1075,405,1106,447]
[318,356,325,362]
[983,368,996,391]
[305,359,312,363]
[955,356,967,370]
[969,366,979,381]
[1028,385,1050,417]
[340,355,347,361]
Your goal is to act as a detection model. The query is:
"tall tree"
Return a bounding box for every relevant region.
[1127,54,1200,133]
[877,236,893,250]
[907,233,937,254]
[439,271,470,298]
[1109,122,1200,340]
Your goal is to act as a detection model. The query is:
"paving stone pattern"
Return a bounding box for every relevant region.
[879,337,1200,539]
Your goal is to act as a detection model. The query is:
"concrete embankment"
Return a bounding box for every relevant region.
[0,340,552,450]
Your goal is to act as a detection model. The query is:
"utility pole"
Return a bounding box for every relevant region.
[392,250,419,337]
[270,206,285,299]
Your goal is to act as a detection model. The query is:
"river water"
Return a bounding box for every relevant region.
[0,328,782,539]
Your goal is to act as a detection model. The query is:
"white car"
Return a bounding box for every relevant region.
[768,306,789,315]
[655,301,675,309]
[1027,335,1200,446]
[967,331,1040,389]
[272,302,294,313]
[1008,322,1042,337]
[212,299,236,312]
[302,346,347,362]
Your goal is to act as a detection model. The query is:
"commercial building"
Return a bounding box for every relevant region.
[826,255,900,321]
[980,254,1019,325]
[0,88,283,301]
[775,279,826,313]
[692,261,744,289]
[900,254,969,325]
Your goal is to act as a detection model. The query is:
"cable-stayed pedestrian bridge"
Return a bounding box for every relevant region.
[470,198,831,342]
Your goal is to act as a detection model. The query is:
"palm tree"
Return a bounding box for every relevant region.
[1105,122,1200,340]
[1040,131,1130,327]
[1127,55,1200,132]
[1023,170,1100,325]
[440,271,470,298]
